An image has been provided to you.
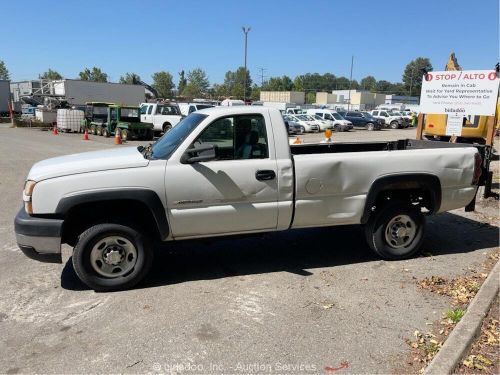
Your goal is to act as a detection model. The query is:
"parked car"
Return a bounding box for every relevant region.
[370,110,404,129]
[390,111,411,127]
[178,103,215,116]
[15,106,483,291]
[311,114,334,131]
[285,108,304,115]
[283,119,302,135]
[361,111,385,127]
[305,109,353,131]
[283,114,319,133]
[140,102,183,134]
[337,111,382,131]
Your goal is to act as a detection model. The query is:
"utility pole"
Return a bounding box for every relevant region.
[258,67,267,87]
[409,65,415,99]
[347,55,354,111]
[242,26,251,102]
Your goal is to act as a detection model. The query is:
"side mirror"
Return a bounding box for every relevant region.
[181,143,218,164]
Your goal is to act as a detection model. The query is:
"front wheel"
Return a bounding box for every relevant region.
[162,123,172,134]
[390,121,399,129]
[366,122,375,131]
[72,223,153,292]
[96,126,102,136]
[90,124,96,135]
[102,127,110,137]
[364,201,425,260]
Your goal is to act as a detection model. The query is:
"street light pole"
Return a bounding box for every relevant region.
[242,26,251,102]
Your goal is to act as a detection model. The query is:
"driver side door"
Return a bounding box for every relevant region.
[165,113,279,238]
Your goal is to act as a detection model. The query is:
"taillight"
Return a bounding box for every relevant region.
[472,153,482,185]
[428,123,434,128]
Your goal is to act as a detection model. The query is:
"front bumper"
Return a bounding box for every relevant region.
[14,208,63,263]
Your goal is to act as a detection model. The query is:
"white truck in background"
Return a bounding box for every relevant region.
[15,106,482,291]
[178,103,215,116]
[140,102,183,134]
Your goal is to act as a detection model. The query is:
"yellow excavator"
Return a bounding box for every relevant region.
[423,53,499,144]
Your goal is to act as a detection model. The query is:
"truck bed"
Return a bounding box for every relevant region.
[290,139,478,155]
[291,139,488,185]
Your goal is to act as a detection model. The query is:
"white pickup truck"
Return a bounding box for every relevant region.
[15,107,482,291]
[140,102,183,134]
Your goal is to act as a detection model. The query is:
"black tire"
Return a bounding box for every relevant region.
[333,124,341,132]
[102,127,109,138]
[96,126,102,136]
[90,124,96,135]
[364,201,425,260]
[162,123,172,134]
[367,122,375,131]
[145,129,154,140]
[299,126,305,133]
[72,223,153,292]
[121,129,128,141]
[390,121,399,129]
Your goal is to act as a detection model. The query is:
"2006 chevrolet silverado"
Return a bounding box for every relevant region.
[15,107,482,291]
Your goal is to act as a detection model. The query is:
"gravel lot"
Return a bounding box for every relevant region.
[0,124,498,374]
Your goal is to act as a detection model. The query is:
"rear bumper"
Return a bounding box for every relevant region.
[14,208,63,263]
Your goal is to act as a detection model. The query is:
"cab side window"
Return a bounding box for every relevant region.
[140,105,148,115]
[194,114,268,161]
[147,105,153,115]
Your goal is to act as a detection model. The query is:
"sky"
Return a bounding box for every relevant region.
[2,0,499,86]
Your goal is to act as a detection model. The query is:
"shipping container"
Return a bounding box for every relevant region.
[53,80,145,107]
[0,80,10,115]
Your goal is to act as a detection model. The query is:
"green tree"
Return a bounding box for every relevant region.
[250,84,261,101]
[375,80,392,93]
[0,60,9,80]
[305,92,316,104]
[221,67,252,99]
[403,57,433,96]
[335,76,350,90]
[39,69,62,80]
[119,72,141,84]
[182,68,210,98]
[262,75,293,91]
[178,70,187,95]
[293,76,304,91]
[79,67,108,82]
[152,71,174,98]
[360,76,377,91]
[391,82,407,95]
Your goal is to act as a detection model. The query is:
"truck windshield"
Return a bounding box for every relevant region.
[151,113,207,159]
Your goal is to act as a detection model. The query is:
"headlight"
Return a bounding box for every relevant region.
[24,180,36,197]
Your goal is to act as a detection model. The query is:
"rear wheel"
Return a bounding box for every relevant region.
[365,201,425,260]
[90,124,96,135]
[96,126,102,136]
[72,223,153,292]
[102,127,109,137]
[121,129,128,141]
[367,122,375,131]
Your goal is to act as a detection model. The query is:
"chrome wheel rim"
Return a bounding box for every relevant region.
[384,215,416,248]
[90,236,137,278]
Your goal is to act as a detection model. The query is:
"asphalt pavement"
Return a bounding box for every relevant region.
[0,124,498,374]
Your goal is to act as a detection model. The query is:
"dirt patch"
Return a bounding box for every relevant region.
[455,295,499,374]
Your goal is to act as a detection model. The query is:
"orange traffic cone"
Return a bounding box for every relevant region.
[293,136,302,144]
[53,125,58,135]
[83,128,89,140]
[114,130,122,145]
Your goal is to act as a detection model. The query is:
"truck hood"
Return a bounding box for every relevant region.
[28,147,149,181]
